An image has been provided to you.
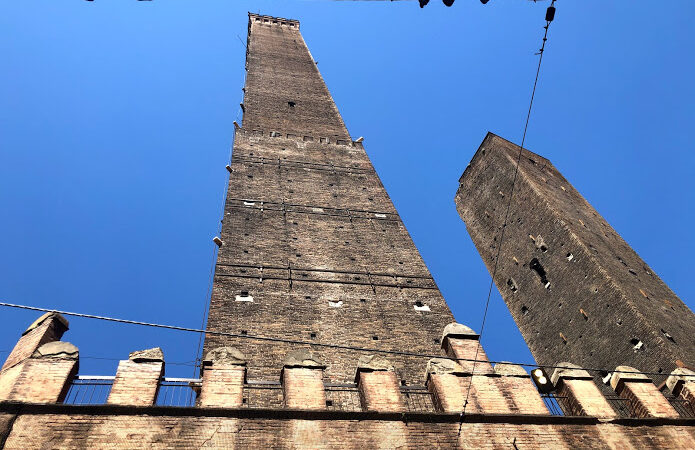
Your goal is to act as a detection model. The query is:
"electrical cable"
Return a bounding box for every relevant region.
[1,301,691,381]
[458,0,557,435]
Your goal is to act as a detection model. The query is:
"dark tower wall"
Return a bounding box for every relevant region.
[204,14,454,384]
[455,132,695,386]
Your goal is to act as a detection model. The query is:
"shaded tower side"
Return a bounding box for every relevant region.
[455,133,695,387]
[204,14,455,385]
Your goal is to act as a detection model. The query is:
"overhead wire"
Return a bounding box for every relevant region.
[1,301,691,381]
[458,0,557,435]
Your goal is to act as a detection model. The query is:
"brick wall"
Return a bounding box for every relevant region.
[1,409,694,449]
[204,13,454,387]
[2,13,693,448]
[455,132,695,389]
[1,313,694,448]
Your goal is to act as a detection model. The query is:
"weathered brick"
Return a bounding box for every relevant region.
[425,357,511,414]
[281,350,326,410]
[355,356,404,412]
[203,13,455,391]
[1,313,69,372]
[0,341,78,403]
[1,14,693,449]
[198,347,247,408]
[494,363,549,414]
[552,363,617,417]
[667,367,695,408]
[610,365,679,418]
[107,348,164,406]
[455,133,695,390]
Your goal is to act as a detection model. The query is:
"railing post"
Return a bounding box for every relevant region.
[355,355,404,412]
[610,365,679,418]
[198,347,247,408]
[0,341,78,403]
[551,362,617,417]
[281,350,326,410]
[107,347,164,406]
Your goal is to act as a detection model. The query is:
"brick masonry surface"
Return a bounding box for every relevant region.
[455,132,695,389]
[1,15,694,450]
[203,13,454,387]
[1,408,695,449]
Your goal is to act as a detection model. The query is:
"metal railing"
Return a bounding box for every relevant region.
[401,385,436,413]
[325,383,361,412]
[155,378,200,407]
[65,374,695,419]
[541,393,566,416]
[605,396,633,418]
[667,396,695,418]
[63,376,114,405]
[243,380,284,409]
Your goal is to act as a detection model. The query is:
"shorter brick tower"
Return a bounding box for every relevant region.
[455,132,695,388]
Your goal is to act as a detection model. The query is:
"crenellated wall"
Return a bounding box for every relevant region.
[1,313,694,448]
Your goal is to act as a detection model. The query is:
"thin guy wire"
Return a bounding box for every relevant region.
[191,133,236,376]
[192,244,219,376]
[1,300,691,380]
[192,33,247,377]
[458,0,556,435]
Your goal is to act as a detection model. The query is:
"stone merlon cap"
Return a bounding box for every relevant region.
[550,362,592,386]
[283,350,325,369]
[425,358,464,380]
[494,362,530,378]
[23,313,69,336]
[129,347,164,363]
[356,355,395,372]
[355,355,394,382]
[32,341,79,359]
[203,347,247,367]
[610,365,651,391]
[666,367,695,394]
[441,323,479,346]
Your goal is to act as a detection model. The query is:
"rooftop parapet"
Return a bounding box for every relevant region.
[248,13,299,29]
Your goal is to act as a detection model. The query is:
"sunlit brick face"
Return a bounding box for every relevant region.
[455,133,695,389]
[203,14,455,388]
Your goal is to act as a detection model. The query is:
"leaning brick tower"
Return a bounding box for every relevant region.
[203,14,455,385]
[455,132,695,387]
[1,14,695,448]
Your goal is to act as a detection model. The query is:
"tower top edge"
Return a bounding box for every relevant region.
[248,13,300,29]
[456,132,553,185]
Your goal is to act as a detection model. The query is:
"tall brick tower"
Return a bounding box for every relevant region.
[455,132,695,387]
[203,14,455,384]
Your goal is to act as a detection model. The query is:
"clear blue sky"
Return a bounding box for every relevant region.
[1,1,693,378]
